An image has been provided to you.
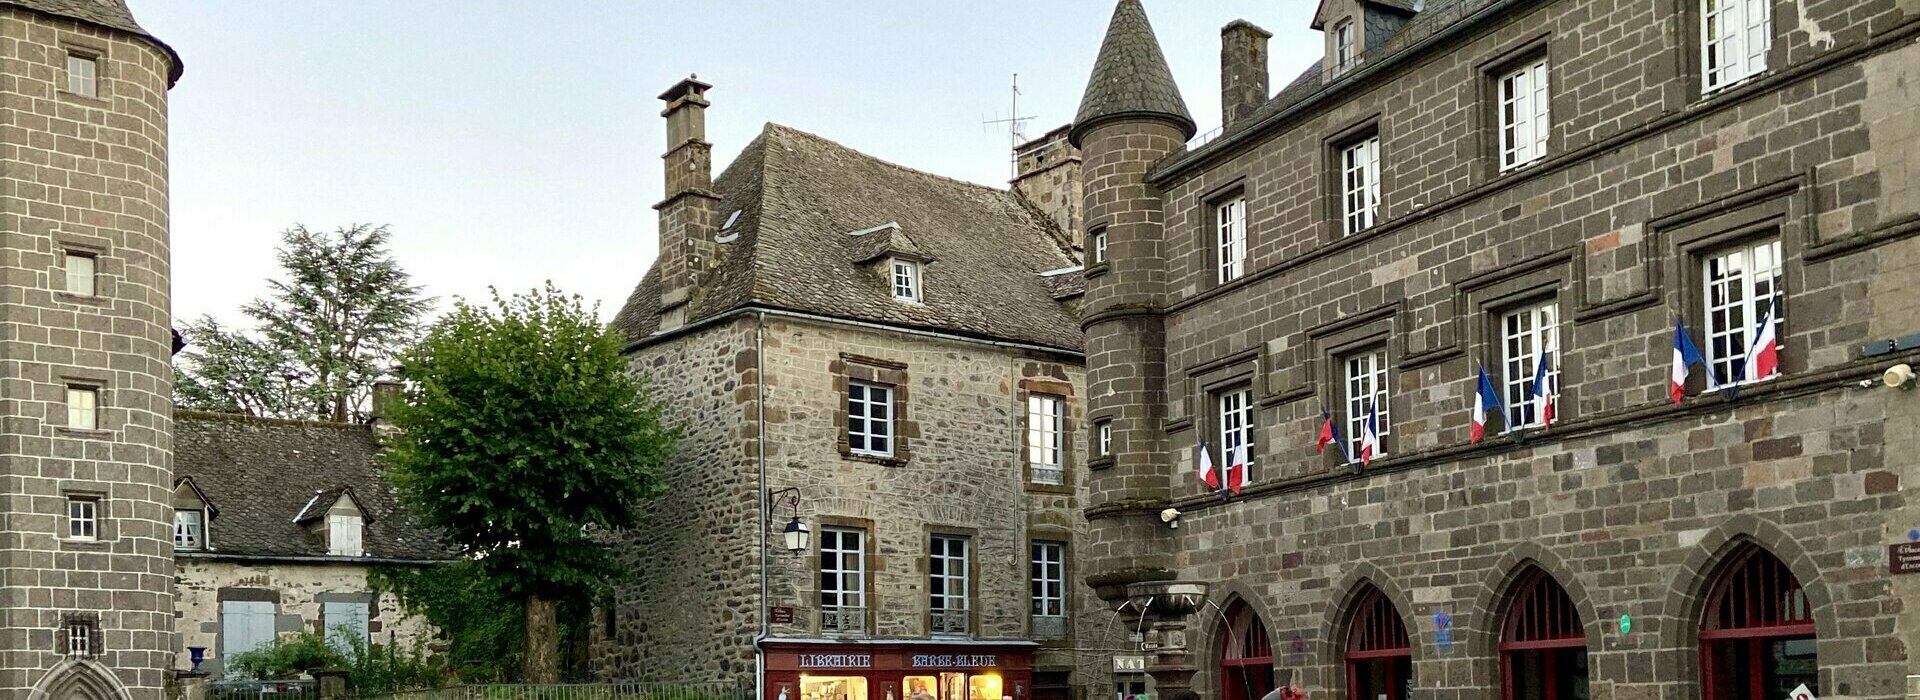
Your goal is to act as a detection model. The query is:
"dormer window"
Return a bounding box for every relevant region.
[173,509,205,550]
[328,514,364,557]
[891,260,922,303]
[1335,20,1355,70]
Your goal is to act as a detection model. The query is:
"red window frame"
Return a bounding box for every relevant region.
[1344,586,1410,700]
[1699,546,1816,700]
[1498,569,1586,700]
[1219,601,1273,700]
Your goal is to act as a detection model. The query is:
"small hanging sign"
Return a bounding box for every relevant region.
[1786,682,1815,700]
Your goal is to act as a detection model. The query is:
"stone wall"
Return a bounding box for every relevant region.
[172,560,436,678]
[0,7,177,699]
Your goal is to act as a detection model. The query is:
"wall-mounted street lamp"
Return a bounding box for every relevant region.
[769,487,810,553]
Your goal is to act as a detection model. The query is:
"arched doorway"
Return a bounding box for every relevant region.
[1699,544,1817,699]
[1498,568,1587,700]
[1218,600,1273,700]
[28,660,132,700]
[1344,584,1410,700]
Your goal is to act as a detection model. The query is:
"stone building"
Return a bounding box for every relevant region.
[601,78,1104,700]
[0,2,181,699]
[1070,1,1920,699]
[169,412,453,678]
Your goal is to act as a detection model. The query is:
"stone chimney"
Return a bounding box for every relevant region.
[1010,124,1084,247]
[654,75,721,331]
[1220,20,1271,127]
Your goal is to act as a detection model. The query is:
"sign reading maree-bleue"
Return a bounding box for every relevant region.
[910,654,997,669]
[1113,655,1147,673]
[798,654,872,669]
[1890,543,1920,575]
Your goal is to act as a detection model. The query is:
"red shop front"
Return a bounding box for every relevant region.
[763,641,1036,700]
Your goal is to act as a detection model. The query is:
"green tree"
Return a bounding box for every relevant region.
[381,284,673,682]
[174,223,431,422]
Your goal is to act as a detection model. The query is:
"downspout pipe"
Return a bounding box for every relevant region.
[753,311,769,700]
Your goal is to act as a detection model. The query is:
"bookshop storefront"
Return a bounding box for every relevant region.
[763,641,1037,700]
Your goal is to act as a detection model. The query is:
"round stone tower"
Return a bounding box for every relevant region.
[0,3,180,699]
[1070,0,1194,603]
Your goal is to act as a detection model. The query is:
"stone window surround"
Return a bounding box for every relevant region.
[1322,114,1385,244]
[58,486,113,548]
[922,524,979,639]
[1313,311,1398,466]
[53,233,112,305]
[832,354,914,467]
[1458,263,1570,431]
[55,366,113,437]
[317,591,380,641]
[56,611,103,657]
[1018,377,1075,495]
[217,587,283,668]
[1683,0,1778,97]
[813,515,877,637]
[56,38,110,105]
[1188,353,1258,494]
[1655,182,1806,389]
[1194,177,1252,289]
[1473,32,1555,182]
[1025,529,1072,644]
[1085,225,1111,277]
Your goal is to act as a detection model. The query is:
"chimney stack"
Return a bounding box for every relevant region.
[1220,20,1272,128]
[654,75,720,331]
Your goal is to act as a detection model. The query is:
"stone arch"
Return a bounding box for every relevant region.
[1464,543,1605,691]
[28,659,134,700]
[1319,562,1420,695]
[1196,580,1285,693]
[1660,515,1835,698]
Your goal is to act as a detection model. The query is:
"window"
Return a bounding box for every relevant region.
[66,386,98,430]
[1335,20,1355,69]
[174,509,205,550]
[848,381,894,457]
[1094,420,1113,459]
[324,601,371,654]
[1027,394,1065,485]
[892,260,921,302]
[327,514,363,556]
[1699,545,1816,699]
[1500,303,1559,429]
[1702,0,1771,93]
[1216,197,1248,283]
[1344,350,1390,457]
[67,497,98,540]
[1091,229,1108,265]
[820,527,866,634]
[221,600,277,665]
[1341,136,1382,235]
[64,252,96,296]
[1344,586,1412,700]
[63,616,98,657]
[1703,239,1783,386]
[1499,570,1588,700]
[1219,601,1274,700]
[1218,387,1253,479]
[1498,59,1551,171]
[1030,541,1066,640]
[66,53,97,97]
[929,535,970,636]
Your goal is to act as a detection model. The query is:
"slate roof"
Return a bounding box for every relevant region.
[1,0,182,83]
[1070,0,1195,146]
[612,123,1085,353]
[173,412,455,561]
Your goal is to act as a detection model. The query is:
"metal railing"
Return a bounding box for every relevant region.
[929,609,969,636]
[208,679,318,700]
[819,606,866,635]
[357,683,752,700]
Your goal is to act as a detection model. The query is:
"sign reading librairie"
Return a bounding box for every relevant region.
[1891,543,1920,575]
[910,654,997,669]
[799,654,872,669]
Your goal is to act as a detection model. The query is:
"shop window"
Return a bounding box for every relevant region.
[804,676,869,700]
[1499,303,1559,429]
[1699,545,1817,699]
[1114,677,1149,700]
[1344,585,1411,700]
[820,527,867,635]
[1703,238,1783,386]
[1499,569,1587,700]
[1031,541,1066,640]
[930,534,971,636]
[1219,601,1273,700]
[905,673,1003,700]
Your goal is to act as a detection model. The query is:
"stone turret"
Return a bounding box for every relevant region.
[1071,0,1193,606]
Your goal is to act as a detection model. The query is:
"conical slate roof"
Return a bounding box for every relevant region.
[1071,0,1195,146]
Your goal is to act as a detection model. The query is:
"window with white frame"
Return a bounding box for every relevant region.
[1500,303,1560,428]
[1094,420,1113,459]
[67,497,98,540]
[327,514,364,556]
[820,528,866,632]
[1027,394,1064,485]
[1498,59,1551,171]
[930,535,970,634]
[1335,20,1355,70]
[1702,0,1771,93]
[64,252,96,296]
[1341,136,1381,235]
[1216,197,1248,283]
[891,260,921,302]
[174,509,205,550]
[1703,238,1784,385]
[66,386,98,430]
[1091,229,1108,265]
[1030,541,1066,638]
[1344,350,1390,457]
[848,381,894,457]
[1218,386,1253,477]
[66,53,97,98]
[324,601,371,653]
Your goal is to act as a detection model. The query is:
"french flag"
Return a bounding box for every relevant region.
[1358,401,1381,466]
[1316,409,1353,464]
[1743,302,1780,382]
[1196,440,1220,490]
[1470,366,1504,443]
[1225,442,1248,495]
[1671,320,1719,403]
[1528,346,1555,428]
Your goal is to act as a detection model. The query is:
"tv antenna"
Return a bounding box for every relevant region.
[982,73,1036,179]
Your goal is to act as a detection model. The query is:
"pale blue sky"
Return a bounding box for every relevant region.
[131,1,1322,323]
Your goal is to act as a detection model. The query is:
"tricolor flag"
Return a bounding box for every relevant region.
[1196,440,1220,490]
[1358,401,1381,466]
[1225,442,1248,495]
[1528,346,1556,428]
[1316,410,1338,454]
[1671,320,1719,403]
[1743,301,1779,382]
[1469,366,1504,443]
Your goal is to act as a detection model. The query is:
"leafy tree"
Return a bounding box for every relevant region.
[381,284,674,682]
[174,224,431,422]
[371,561,523,684]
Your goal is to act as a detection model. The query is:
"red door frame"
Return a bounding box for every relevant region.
[1697,547,1816,700]
[1343,588,1410,700]
[1496,570,1585,700]
[1219,602,1273,700]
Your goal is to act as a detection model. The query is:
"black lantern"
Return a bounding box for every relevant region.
[769,487,809,553]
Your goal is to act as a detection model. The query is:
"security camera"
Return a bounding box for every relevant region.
[1160,508,1182,528]
[1886,363,1915,390]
